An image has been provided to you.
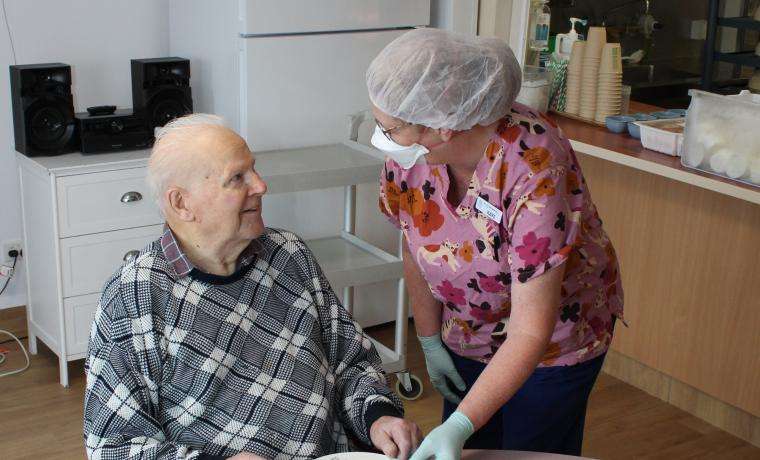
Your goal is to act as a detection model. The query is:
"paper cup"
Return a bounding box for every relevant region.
[585,27,607,56]
[599,43,623,74]
[568,41,586,73]
[587,27,607,45]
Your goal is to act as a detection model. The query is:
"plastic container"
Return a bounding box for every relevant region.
[637,118,685,156]
[682,89,760,187]
[516,66,551,112]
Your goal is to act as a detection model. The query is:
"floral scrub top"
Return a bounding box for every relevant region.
[379,102,624,367]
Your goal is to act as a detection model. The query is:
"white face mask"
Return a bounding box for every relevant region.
[370,125,429,169]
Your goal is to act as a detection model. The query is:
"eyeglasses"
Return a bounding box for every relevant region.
[375,118,412,142]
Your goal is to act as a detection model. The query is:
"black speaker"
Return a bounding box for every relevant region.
[131,57,192,130]
[9,63,78,156]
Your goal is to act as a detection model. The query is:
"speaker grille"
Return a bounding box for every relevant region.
[10,63,77,156]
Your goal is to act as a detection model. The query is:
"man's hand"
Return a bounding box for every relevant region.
[370,416,423,460]
[228,453,267,460]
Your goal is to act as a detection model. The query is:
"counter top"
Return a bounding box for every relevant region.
[551,102,760,206]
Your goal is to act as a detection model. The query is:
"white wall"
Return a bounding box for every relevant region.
[0,0,170,309]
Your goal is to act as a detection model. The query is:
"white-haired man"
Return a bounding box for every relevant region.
[83,114,421,460]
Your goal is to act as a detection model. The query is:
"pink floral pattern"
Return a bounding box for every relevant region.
[437,280,466,306]
[515,231,552,267]
[379,103,624,365]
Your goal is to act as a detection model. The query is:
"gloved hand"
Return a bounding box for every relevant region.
[410,411,474,460]
[418,334,467,404]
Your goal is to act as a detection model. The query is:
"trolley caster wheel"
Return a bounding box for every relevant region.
[395,374,423,400]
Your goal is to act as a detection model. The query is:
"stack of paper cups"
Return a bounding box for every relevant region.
[565,41,585,115]
[579,27,606,120]
[595,43,624,123]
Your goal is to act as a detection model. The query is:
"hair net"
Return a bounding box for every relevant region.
[366,28,522,131]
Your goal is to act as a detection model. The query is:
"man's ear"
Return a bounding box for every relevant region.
[166,187,195,222]
[438,128,455,142]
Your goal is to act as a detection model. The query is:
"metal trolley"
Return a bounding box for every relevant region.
[341,110,423,400]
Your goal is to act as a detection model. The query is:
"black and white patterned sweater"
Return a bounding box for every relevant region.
[83,228,403,460]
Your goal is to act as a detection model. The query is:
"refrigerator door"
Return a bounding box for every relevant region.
[240,29,407,151]
[239,0,430,35]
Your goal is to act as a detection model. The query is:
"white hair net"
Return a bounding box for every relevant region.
[366,28,522,131]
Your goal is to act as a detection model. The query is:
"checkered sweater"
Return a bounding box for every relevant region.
[84,228,403,460]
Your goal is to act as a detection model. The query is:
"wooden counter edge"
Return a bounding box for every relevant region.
[569,139,760,206]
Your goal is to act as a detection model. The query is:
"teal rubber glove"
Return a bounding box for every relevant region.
[418,333,467,404]
[410,411,474,460]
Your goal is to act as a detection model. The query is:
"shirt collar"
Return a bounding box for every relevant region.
[160,224,262,277]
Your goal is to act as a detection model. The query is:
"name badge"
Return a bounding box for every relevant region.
[475,196,503,223]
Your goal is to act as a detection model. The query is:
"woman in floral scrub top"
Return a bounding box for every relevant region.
[366,29,624,459]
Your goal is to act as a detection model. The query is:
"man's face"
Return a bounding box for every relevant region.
[186,140,268,244]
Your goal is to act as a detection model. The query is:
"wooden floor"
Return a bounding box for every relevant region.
[0,320,758,460]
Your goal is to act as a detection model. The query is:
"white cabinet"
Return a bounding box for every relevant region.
[17,149,162,387]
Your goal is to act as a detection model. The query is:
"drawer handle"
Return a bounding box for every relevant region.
[121,191,143,203]
[123,250,140,262]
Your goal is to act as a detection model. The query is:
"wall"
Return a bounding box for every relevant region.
[0,0,170,309]
[0,1,482,316]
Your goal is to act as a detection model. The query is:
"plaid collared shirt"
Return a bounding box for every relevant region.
[159,225,262,277]
[84,227,403,460]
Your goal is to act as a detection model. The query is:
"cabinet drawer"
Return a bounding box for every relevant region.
[56,168,162,237]
[60,225,164,297]
[64,293,100,357]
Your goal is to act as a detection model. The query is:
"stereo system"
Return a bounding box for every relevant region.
[9,57,193,156]
[76,109,154,154]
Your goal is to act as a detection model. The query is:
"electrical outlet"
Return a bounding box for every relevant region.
[2,239,23,264]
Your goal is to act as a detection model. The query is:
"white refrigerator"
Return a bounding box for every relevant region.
[169,0,430,327]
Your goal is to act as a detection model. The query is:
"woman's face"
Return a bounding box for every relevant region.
[372,105,439,147]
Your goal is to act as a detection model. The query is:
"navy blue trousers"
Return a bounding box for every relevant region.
[442,351,606,455]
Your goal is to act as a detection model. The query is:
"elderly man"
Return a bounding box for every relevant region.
[83,114,421,460]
